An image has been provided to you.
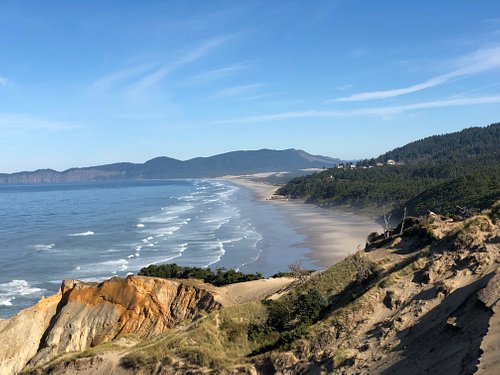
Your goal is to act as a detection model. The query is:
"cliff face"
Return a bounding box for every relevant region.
[0,292,61,375]
[0,276,220,374]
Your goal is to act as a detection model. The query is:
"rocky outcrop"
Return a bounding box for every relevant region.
[0,292,61,375]
[0,276,220,374]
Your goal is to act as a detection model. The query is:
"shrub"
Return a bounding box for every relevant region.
[138,263,263,286]
[351,253,378,284]
[248,288,327,353]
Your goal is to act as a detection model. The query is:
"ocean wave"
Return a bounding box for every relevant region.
[136,223,145,228]
[220,237,245,244]
[202,198,219,204]
[177,194,197,201]
[215,185,239,199]
[69,231,94,237]
[0,280,45,307]
[161,204,194,215]
[179,242,188,252]
[140,215,178,224]
[236,248,263,272]
[204,241,226,267]
[146,225,181,237]
[0,280,44,296]
[32,243,55,251]
[101,259,129,272]
[78,259,129,275]
[0,297,14,306]
[77,276,112,283]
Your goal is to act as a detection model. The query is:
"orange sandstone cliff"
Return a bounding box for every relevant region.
[0,276,220,374]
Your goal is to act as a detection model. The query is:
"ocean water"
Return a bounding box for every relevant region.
[0,179,315,318]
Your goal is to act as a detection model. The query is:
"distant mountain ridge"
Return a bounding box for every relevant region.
[0,149,343,185]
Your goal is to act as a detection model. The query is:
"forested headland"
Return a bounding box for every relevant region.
[277,123,500,217]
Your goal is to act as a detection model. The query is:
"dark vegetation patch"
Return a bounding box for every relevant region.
[277,123,500,217]
[248,253,381,355]
[138,263,263,286]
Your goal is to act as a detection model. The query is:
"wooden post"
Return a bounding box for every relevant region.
[399,206,407,236]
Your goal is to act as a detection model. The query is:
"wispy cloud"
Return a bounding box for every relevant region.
[89,63,159,91]
[182,62,252,86]
[213,95,500,124]
[89,35,233,95]
[336,84,353,91]
[128,36,232,95]
[209,83,266,100]
[0,76,8,86]
[0,113,78,133]
[328,46,500,102]
[482,18,500,24]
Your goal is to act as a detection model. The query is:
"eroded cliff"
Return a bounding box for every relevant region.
[0,276,220,374]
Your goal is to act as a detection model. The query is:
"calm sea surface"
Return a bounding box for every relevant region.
[0,179,315,318]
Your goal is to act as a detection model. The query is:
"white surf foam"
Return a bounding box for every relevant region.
[32,244,55,251]
[69,231,94,237]
[136,223,145,228]
[162,204,194,214]
[140,215,178,224]
[0,297,14,306]
[0,280,46,307]
[203,241,226,267]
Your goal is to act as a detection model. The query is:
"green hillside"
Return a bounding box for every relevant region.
[277,123,500,217]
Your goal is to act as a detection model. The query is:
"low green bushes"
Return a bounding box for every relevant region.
[138,263,263,286]
[248,288,327,354]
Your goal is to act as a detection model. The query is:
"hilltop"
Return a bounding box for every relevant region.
[1,204,497,374]
[277,123,500,218]
[0,149,342,185]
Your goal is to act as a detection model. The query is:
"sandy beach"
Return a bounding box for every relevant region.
[221,175,382,268]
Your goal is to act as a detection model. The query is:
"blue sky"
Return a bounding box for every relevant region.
[1,1,499,172]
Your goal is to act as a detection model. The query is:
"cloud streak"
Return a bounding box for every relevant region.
[213,95,500,124]
[89,63,159,91]
[209,83,266,100]
[182,62,252,86]
[89,35,233,95]
[328,46,500,102]
[0,113,78,133]
[128,36,232,95]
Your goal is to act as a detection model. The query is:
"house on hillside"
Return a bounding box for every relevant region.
[386,159,396,165]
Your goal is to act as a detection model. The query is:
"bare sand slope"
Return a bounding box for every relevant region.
[175,276,295,306]
[215,276,295,305]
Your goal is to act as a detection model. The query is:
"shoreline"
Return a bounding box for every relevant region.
[221,175,382,268]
